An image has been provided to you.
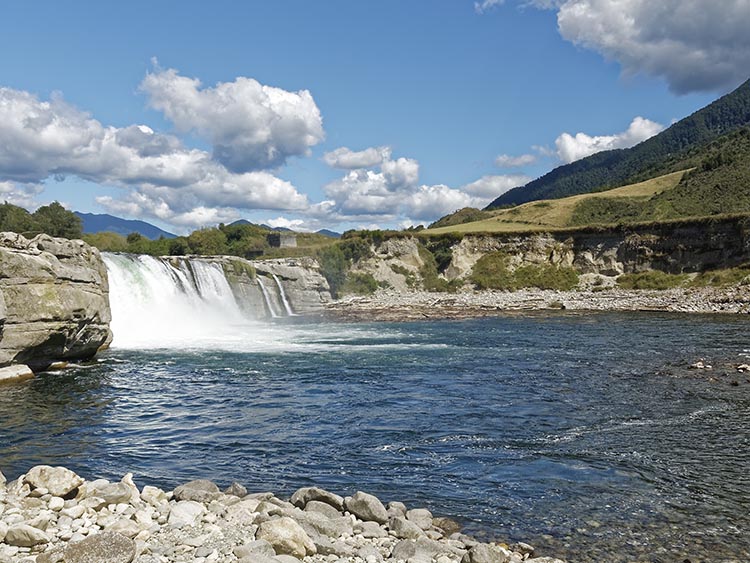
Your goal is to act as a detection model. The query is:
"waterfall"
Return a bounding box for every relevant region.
[103,253,253,349]
[256,276,280,319]
[272,274,296,316]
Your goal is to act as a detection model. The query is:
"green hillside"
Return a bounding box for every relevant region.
[487,78,750,208]
[429,125,750,233]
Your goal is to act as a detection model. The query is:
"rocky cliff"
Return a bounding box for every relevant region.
[350,215,750,289]
[0,232,112,373]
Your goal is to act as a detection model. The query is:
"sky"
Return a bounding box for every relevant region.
[1,0,748,234]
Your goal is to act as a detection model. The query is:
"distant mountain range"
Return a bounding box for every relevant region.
[487,78,750,209]
[76,212,176,239]
[77,213,341,240]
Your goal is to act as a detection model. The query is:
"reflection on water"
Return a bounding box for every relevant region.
[1,312,749,562]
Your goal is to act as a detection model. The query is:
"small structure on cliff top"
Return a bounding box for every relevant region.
[267,232,297,248]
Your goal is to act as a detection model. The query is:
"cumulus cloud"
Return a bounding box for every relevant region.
[494,153,537,168]
[0,181,44,209]
[554,116,664,163]
[265,216,309,231]
[545,0,750,94]
[462,174,531,198]
[0,86,309,229]
[140,66,324,172]
[323,146,391,169]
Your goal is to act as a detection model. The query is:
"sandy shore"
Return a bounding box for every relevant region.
[325,286,750,321]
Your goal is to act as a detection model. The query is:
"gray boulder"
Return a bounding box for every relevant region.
[406,508,433,530]
[168,500,206,528]
[0,233,112,370]
[173,479,223,503]
[389,516,425,539]
[225,481,248,497]
[234,539,277,559]
[345,491,388,524]
[462,543,511,563]
[63,531,137,563]
[257,516,317,558]
[24,465,83,497]
[4,524,50,547]
[305,499,342,519]
[290,486,344,511]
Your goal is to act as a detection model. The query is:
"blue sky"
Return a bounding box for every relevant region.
[1,0,747,233]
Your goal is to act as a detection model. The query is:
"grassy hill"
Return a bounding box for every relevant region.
[487,78,750,208]
[429,124,750,235]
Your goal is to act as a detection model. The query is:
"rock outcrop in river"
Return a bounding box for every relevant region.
[0,465,562,563]
[0,233,112,375]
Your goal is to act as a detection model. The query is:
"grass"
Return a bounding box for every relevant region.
[426,170,688,234]
[470,251,579,291]
[616,271,689,290]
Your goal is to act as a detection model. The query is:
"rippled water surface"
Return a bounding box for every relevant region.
[1,312,749,562]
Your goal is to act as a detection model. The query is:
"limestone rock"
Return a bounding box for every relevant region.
[0,521,7,543]
[433,517,462,536]
[345,491,388,524]
[234,539,277,559]
[24,465,83,497]
[224,481,248,497]
[406,508,433,530]
[527,558,567,563]
[257,516,317,558]
[0,364,34,384]
[63,531,136,563]
[174,479,222,503]
[462,543,511,563]
[0,233,112,370]
[4,524,50,547]
[0,468,5,488]
[391,536,457,561]
[304,499,342,519]
[389,516,425,539]
[290,486,344,511]
[168,500,206,528]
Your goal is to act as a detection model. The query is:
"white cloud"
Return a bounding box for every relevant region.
[494,153,537,168]
[0,86,310,229]
[265,216,309,231]
[381,157,420,189]
[474,0,505,13]
[140,66,324,172]
[403,184,480,221]
[0,181,44,209]
[323,146,391,169]
[554,116,664,163]
[551,0,750,94]
[462,174,531,198]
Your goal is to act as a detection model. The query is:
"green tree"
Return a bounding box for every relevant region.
[0,202,37,234]
[187,228,228,255]
[32,202,83,239]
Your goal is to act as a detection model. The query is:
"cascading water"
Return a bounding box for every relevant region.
[272,274,296,316]
[256,276,280,318]
[103,253,255,349]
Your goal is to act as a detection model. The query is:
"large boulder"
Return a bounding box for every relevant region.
[290,486,344,511]
[24,465,84,497]
[0,233,111,371]
[257,516,317,558]
[345,491,389,524]
[173,479,223,503]
[63,531,136,563]
[4,524,50,547]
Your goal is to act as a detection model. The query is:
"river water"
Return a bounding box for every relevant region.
[1,312,749,562]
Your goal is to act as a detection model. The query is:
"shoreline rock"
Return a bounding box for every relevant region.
[0,465,562,563]
[324,286,750,322]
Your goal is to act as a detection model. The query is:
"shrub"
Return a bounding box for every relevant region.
[471,251,579,291]
[317,245,348,298]
[617,271,688,290]
[343,272,380,295]
[690,266,750,287]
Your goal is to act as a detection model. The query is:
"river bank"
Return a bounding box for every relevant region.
[324,286,750,321]
[0,466,559,563]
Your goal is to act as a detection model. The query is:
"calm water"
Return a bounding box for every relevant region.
[1,312,749,562]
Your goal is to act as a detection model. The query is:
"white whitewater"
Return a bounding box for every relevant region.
[103,253,253,349]
[256,276,280,318]
[272,274,296,316]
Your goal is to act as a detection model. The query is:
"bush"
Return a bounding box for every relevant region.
[690,266,750,287]
[617,271,688,290]
[471,251,579,291]
[343,272,379,295]
[317,245,348,298]
[418,245,462,292]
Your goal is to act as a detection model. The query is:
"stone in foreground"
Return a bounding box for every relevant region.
[4,524,50,547]
[63,531,136,563]
[24,465,84,497]
[257,516,317,558]
[345,491,389,524]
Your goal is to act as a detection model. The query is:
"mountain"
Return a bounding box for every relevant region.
[487,78,750,209]
[76,212,176,239]
[316,229,341,238]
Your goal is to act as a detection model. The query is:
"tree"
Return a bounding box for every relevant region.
[32,202,83,239]
[187,228,228,255]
